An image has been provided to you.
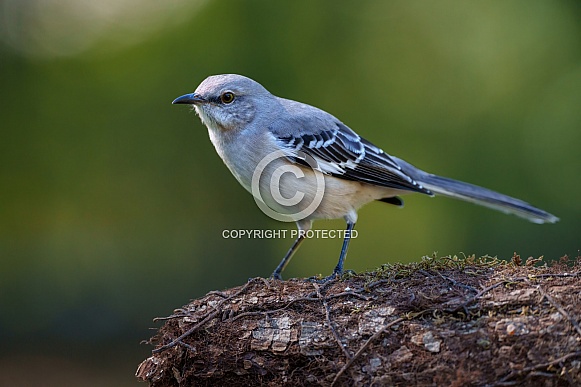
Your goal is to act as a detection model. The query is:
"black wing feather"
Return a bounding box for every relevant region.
[276,122,432,195]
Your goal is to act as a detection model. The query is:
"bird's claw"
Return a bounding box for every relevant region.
[307,271,341,284]
[270,273,283,281]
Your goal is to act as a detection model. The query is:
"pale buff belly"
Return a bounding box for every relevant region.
[254,161,404,222]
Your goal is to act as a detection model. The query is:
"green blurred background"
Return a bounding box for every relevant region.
[1,0,580,385]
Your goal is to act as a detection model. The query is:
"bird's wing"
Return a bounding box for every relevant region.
[268,101,432,195]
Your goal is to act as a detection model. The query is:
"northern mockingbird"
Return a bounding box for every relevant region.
[173,74,558,280]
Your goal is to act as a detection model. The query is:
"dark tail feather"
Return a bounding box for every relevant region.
[393,157,559,224]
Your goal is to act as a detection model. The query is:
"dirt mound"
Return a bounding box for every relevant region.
[137,254,581,386]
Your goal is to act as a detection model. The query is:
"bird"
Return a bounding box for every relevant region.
[172,74,558,281]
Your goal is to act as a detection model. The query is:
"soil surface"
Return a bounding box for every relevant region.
[137,254,581,386]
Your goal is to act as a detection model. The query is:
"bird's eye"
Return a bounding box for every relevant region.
[220,92,235,104]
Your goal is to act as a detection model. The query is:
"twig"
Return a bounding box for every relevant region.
[206,290,229,298]
[365,278,392,290]
[313,283,352,360]
[446,271,581,314]
[437,272,478,293]
[527,272,581,279]
[152,278,260,353]
[527,279,581,337]
[331,317,405,386]
[365,276,408,290]
[176,340,196,352]
[328,290,372,301]
[153,313,187,322]
[153,310,219,353]
[229,295,320,322]
[447,281,505,313]
[227,288,370,322]
[492,351,581,386]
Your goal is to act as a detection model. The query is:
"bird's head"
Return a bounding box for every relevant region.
[173,74,273,132]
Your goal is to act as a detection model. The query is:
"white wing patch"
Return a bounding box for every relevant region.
[274,122,432,195]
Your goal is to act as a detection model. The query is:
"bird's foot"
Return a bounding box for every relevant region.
[307,271,341,284]
[270,272,283,281]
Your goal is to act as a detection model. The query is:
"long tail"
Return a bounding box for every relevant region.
[394,157,559,224]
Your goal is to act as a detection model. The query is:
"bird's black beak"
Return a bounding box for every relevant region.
[172,93,205,105]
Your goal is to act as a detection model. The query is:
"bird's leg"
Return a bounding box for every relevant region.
[331,221,356,278]
[271,234,305,280]
[271,220,312,280]
[313,220,357,283]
